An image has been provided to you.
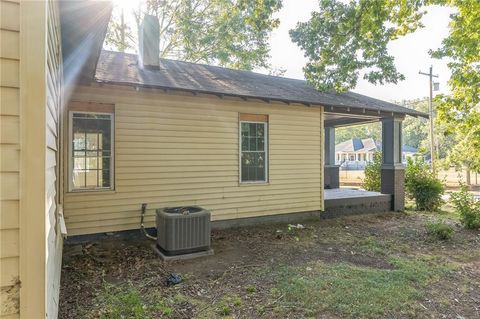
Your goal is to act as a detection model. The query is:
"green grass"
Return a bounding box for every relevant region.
[426,221,454,240]
[245,284,257,293]
[215,294,242,316]
[96,283,173,319]
[356,236,389,255]
[270,257,453,319]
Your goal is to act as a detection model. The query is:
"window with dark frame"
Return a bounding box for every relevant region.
[240,115,268,183]
[71,113,113,190]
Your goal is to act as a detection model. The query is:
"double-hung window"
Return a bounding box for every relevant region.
[240,114,268,183]
[70,112,113,191]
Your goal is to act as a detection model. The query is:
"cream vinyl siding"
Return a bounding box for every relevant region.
[0,1,63,318]
[0,0,20,317]
[64,85,324,236]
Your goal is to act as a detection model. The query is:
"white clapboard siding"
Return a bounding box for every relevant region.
[45,2,63,319]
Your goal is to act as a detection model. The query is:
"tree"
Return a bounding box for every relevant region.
[401,99,429,150]
[107,0,283,70]
[291,0,479,173]
[431,1,480,173]
[289,0,425,92]
[105,8,136,52]
[335,123,381,144]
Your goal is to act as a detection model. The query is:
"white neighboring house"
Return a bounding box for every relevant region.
[335,138,418,170]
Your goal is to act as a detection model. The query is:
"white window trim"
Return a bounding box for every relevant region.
[239,120,269,184]
[68,111,115,192]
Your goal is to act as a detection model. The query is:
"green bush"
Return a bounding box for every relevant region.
[405,157,444,211]
[425,222,454,240]
[363,152,382,192]
[450,184,480,229]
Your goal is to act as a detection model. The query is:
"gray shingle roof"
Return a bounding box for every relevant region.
[335,138,378,153]
[95,50,427,118]
[336,138,418,153]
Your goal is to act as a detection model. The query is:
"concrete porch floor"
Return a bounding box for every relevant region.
[323,187,393,218]
[324,188,389,199]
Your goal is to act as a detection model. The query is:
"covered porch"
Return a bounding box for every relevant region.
[323,104,416,215]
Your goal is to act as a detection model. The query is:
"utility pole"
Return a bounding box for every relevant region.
[419,66,439,172]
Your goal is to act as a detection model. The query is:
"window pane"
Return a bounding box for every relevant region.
[99,150,111,157]
[86,151,98,157]
[241,164,248,181]
[250,123,257,136]
[248,137,257,151]
[73,171,86,188]
[257,138,264,151]
[102,157,110,170]
[73,157,85,170]
[101,169,111,188]
[73,133,86,150]
[85,170,98,188]
[242,136,248,151]
[86,157,98,170]
[241,123,249,136]
[255,166,265,181]
[256,123,264,137]
[86,133,99,150]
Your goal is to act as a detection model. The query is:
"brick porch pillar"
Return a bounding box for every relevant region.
[324,126,340,189]
[381,116,405,211]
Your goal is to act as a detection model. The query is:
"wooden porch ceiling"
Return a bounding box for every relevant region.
[324,102,411,128]
[324,112,381,127]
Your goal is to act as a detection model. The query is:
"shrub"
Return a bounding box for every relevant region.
[405,157,444,211]
[425,222,454,240]
[363,152,382,192]
[450,184,480,229]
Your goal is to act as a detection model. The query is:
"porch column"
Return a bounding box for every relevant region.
[380,116,405,211]
[324,126,340,189]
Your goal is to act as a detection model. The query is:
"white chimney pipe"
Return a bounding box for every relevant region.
[139,14,160,70]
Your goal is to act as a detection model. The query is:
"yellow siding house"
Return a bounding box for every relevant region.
[0,1,426,318]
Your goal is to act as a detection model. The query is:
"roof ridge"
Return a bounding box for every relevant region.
[101,49,310,84]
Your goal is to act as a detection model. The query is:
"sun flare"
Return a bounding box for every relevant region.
[111,0,142,11]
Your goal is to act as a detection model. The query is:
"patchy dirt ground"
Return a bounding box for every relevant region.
[59,211,480,319]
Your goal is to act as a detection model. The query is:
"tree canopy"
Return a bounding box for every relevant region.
[291,0,479,172]
[105,0,283,70]
[289,0,425,92]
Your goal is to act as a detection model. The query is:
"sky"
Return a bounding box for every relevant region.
[111,0,456,103]
[266,1,455,102]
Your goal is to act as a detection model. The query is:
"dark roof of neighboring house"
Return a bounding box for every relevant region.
[336,138,418,153]
[94,50,428,118]
[335,138,379,153]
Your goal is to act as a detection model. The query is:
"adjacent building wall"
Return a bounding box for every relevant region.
[45,1,64,317]
[1,0,63,318]
[1,0,21,317]
[64,85,324,235]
